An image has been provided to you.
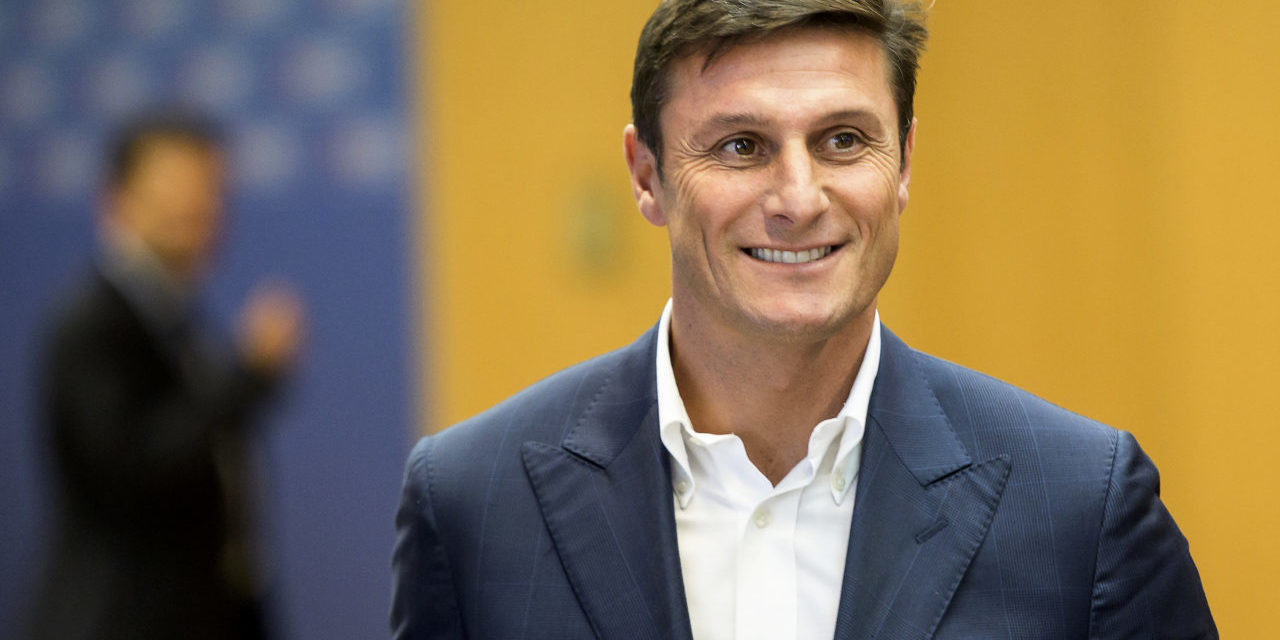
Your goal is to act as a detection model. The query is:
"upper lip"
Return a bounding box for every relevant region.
[743,242,842,251]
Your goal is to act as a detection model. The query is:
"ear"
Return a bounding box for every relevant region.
[897,117,917,215]
[623,124,667,227]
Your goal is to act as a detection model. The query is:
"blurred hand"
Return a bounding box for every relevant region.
[237,281,305,376]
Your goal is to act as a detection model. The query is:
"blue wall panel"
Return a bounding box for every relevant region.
[0,1,412,637]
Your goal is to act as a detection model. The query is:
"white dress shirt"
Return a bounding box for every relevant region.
[655,299,881,640]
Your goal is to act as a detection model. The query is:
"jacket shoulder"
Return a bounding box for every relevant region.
[411,327,656,482]
[46,272,144,352]
[910,348,1119,454]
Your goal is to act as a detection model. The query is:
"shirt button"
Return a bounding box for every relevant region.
[753,509,772,528]
[832,474,846,492]
[675,480,691,495]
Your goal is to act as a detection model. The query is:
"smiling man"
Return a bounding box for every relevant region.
[391,2,1215,639]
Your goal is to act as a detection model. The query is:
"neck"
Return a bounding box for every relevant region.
[669,299,874,484]
[103,222,200,289]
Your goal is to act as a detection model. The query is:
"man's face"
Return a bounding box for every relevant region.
[626,26,914,343]
[110,138,226,280]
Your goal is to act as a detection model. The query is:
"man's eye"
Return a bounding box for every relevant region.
[723,138,757,156]
[830,132,859,150]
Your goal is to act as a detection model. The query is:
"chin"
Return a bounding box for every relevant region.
[734,296,863,343]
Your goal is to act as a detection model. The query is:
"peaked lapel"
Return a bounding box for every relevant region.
[521,328,694,640]
[834,326,1011,640]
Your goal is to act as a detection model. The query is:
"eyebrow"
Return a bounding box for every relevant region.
[698,108,886,136]
[817,109,883,127]
[702,112,769,131]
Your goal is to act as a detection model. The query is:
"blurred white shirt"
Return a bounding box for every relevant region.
[655,299,881,640]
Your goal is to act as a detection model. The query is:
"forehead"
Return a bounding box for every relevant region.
[662,26,895,131]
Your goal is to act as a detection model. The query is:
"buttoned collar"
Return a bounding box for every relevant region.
[655,299,881,508]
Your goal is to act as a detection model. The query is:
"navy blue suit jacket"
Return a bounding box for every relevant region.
[391,325,1215,639]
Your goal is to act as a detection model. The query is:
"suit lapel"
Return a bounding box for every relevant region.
[522,328,694,640]
[834,327,1011,640]
[521,323,1007,639]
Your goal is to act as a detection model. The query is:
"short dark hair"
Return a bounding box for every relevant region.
[105,111,224,188]
[630,0,928,174]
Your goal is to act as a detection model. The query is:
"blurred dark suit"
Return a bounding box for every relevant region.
[29,257,275,640]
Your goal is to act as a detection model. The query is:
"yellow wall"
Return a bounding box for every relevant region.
[418,2,1279,634]
[415,1,668,430]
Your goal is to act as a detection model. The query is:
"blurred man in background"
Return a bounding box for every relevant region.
[28,114,305,640]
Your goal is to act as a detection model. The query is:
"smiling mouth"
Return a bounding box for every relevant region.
[745,244,842,264]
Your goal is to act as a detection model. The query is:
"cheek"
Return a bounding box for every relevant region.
[671,173,760,239]
[665,175,713,244]
[862,206,900,283]
[163,207,220,251]
[837,171,901,231]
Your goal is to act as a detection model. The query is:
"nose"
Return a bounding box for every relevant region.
[762,142,829,226]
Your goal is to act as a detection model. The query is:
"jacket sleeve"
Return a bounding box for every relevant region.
[391,436,465,639]
[1088,431,1217,639]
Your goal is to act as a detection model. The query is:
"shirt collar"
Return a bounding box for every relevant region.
[655,299,881,508]
[98,222,192,338]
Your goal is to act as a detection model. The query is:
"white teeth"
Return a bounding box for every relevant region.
[750,246,833,264]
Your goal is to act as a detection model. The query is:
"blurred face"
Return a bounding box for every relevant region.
[110,138,225,281]
[627,26,914,343]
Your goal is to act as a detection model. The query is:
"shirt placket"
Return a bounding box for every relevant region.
[735,482,806,640]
